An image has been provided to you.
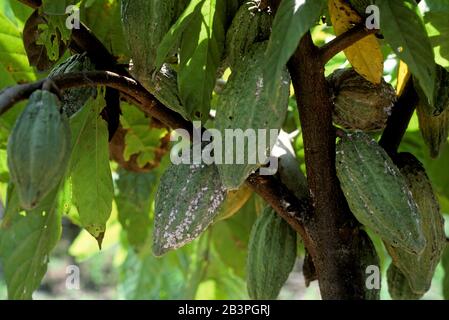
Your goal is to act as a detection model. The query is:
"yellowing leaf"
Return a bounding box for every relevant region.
[397,60,411,96]
[328,0,383,84]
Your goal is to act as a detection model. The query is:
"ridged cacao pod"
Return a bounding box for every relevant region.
[417,106,449,159]
[153,162,227,256]
[355,230,381,300]
[225,2,272,69]
[215,42,290,190]
[415,65,449,117]
[49,53,96,117]
[247,206,297,300]
[328,68,396,132]
[7,90,71,210]
[414,66,449,158]
[387,264,423,300]
[121,0,188,78]
[386,153,445,295]
[336,132,425,254]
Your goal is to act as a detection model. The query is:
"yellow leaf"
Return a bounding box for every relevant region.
[397,60,411,96]
[328,0,383,84]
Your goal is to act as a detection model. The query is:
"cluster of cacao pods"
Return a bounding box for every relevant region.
[336,131,446,299]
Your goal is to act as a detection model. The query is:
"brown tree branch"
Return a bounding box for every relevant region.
[0,70,315,247]
[379,78,418,157]
[320,24,378,64]
[14,0,317,288]
[288,33,371,299]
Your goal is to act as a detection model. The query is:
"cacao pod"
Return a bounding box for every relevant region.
[214,185,253,222]
[7,90,71,210]
[385,153,445,295]
[153,162,227,256]
[328,68,396,132]
[416,99,449,159]
[336,131,425,254]
[215,42,290,190]
[414,65,449,117]
[350,229,381,300]
[387,264,423,300]
[225,2,272,69]
[121,0,188,78]
[49,53,96,117]
[414,65,449,158]
[247,206,297,300]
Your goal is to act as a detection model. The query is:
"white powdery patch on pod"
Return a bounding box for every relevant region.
[153,163,227,256]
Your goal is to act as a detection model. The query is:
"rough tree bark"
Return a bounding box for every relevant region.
[288,33,372,299]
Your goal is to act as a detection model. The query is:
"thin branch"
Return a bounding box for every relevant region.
[0,70,314,247]
[320,24,378,64]
[379,78,418,157]
[246,174,315,255]
[15,0,316,260]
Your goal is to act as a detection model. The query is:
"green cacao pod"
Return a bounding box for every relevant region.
[49,53,96,117]
[7,90,71,210]
[336,132,425,254]
[416,101,449,159]
[355,230,381,300]
[247,206,297,300]
[415,65,449,117]
[153,162,227,256]
[214,185,253,222]
[385,153,445,295]
[414,65,449,158]
[215,42,290,190]
[387,264,423,300]
[121,0,188,78]
[225,2,272,69]
[328,68,396,132]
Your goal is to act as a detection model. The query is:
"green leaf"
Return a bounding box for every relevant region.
[178,0,227,121]
[0,11,37,87]
[70,96,113,245]
[154,0,205,71]
[0,185,62,300]
[264,0,326,100]
[41,0,77,15]
[153,162,226,256]
[115,169,157,250]
[119,234,210,299]
[424,6,449,67]
[120,103,167,169]
[376,0,436,106]
[81,0,129,61]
